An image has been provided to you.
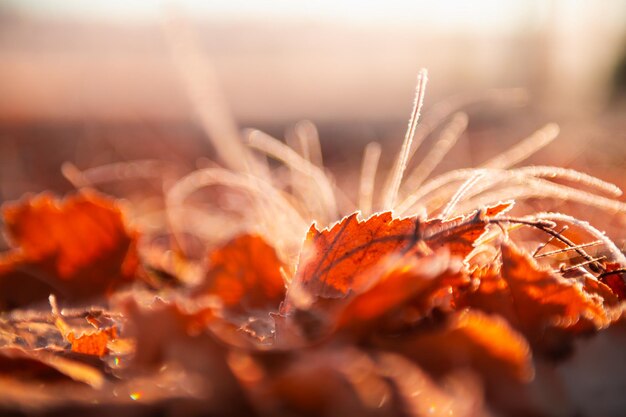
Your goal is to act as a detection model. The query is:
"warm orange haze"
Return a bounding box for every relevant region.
[1,2,626,416]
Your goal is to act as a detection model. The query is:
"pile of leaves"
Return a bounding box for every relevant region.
[1,72,626,416]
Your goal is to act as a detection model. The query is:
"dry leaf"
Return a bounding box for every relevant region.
[600,262,626,301]
[336,249,465,332]
[0,346,104,388]
[0,191,140,309]
[66,328,117,357]
[194,234,285,313]
[381,309,534,383]
[499,241,617,351]
[424,213,492,260]
[287,204,508,308]
[288,212,419,302]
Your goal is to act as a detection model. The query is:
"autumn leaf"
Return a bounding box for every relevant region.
[457,241,622,358]
[0,191,140,309]
[0,347,104,388]
[336,249,466,333]
[287,212,419,302]
[599,262,626,301]
[194,234,286,314]
[117,297,257,414]
[424,200,514,259]
[0,252,58,311]
[46,296,119,357]
[380,309,534,383]
[56,318,118,357]
[285,204,508,310]
[499,241,618,345]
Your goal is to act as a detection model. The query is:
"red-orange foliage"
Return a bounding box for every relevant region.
[0,191,139,310]
[0,190,623,416]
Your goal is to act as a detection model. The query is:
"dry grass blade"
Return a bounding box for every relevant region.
[62,160,174,189]
[480,123,560,169]
[405,88,528,163]
[397,165,624,216]
[358,142,382,217]
[166,167,308,259]
[246,129,339,223]
[532,212,626,266]
[294,120,324,168]
[163,11,261,176]
[439,172,486,219]
[402,112,469,193]
[382,69,428,209]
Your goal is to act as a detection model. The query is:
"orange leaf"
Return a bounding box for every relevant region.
[287,206,505,309]
[51,296,119,357]
[251,347,484,416]
[457,265,520,326]
[283,202,513,312]
[0,191,140,309]
[599,262,626,301]
[195,234,286,313]
[424,213,490,260]
[336,250,466,332]
[426,201,514,259]
[66,327,117,357]
[499,241,615,339]
[484,200,515,217]
[580,273,621,307]
[289,212,418,301]
[383,309,534,383]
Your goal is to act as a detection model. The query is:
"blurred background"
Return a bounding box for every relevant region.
[1,0,626,200]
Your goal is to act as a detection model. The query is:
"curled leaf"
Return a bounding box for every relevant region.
[50,297,119,357]
[500,241,615,334]
[424,211,493,260]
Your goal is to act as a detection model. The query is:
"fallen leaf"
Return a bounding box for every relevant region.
[599,262,626,301]
[499,241,615,344]
[286,205,504,308]
[456,265,520,327]
[381,309,534,383]
[67,328,118,357]
[194,234,285,313]
[0,347,104,388]
[288,212,418,302]
[250,347,486,417]
[118,297,257,415]
[50,296,119,357]
[0,191,140,309]
[483,200,515,217]
[424,212,491,260]
[336,249,466,333]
